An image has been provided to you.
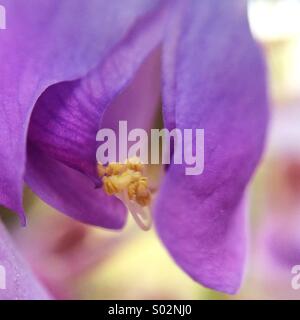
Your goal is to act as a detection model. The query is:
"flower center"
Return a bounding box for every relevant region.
[97,158,152,231]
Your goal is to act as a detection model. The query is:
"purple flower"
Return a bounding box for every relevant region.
[0,0,268,297]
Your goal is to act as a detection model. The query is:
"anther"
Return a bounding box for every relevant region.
[97,158,152,231]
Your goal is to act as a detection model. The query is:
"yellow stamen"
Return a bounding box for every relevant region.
[97,158,152,231]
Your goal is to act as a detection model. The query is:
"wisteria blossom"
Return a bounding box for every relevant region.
[0,0,268,298]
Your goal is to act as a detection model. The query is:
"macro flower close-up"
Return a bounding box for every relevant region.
[0,0,299,302]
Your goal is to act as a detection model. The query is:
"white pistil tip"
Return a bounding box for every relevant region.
[117,192,152,231]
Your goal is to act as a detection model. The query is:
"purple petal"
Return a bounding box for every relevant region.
[0,220,50,299]
[25,144,126,228]
[25,3,166,227]
[28,14,165,178]
[0,0,163,223]
[155,0,269,293]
